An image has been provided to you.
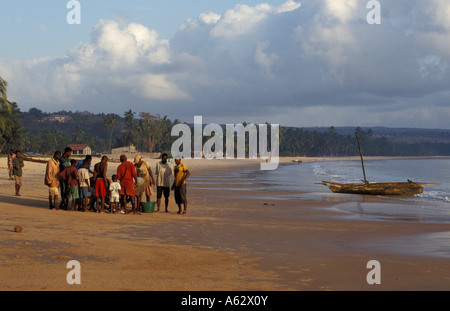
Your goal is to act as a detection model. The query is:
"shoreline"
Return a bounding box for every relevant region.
[278,155,450,164]
[0,157,450,290]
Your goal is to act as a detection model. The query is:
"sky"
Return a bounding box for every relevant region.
[1,0,450,129]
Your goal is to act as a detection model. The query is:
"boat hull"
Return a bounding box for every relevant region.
[321,181,426,196]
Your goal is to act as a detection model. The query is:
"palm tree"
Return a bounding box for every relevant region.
[137,113,166,153]
[104,113,118,153]
[0,77,22,153]
[0,76,12,121]
[72,125,84,144]
[0,77,7,104]
[123,109,135,146]
[0,102,25,153]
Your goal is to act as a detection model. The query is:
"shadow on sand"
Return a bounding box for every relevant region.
[0,195,48,210]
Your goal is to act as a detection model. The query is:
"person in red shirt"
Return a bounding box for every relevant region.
[93,155,108,214]
[117,154,138,214]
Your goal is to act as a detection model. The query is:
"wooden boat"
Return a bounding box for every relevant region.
[321,180,439,196]
[320,132,439,196]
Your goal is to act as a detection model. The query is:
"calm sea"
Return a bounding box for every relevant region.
[303,158,450,224]
[191,158,450,224]
[189,158,450,258]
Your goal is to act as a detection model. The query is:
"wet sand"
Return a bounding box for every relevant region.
[1,156,450,291]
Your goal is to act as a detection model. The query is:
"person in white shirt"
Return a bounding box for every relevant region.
[77,161,91,212]
[109,174,122,214]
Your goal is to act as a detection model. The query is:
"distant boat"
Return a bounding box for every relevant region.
[321,132,439,196]
[321,180,439,196]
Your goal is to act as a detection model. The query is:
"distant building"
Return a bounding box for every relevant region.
[67,144,91,156]
[41,115,72,123]
[111,145,137,155]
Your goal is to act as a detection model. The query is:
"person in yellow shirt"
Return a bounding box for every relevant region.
[171,157,190,214]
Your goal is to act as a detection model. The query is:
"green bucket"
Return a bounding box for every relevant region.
[141,201,155,213]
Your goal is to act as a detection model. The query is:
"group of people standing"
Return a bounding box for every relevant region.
[8,146,190,215]
[112,152,190,215]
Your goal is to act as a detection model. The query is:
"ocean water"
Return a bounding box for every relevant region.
[305,158,450,223]
[191,158,450,224]
[189,158,450,258]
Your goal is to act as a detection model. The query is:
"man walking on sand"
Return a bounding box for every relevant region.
[117,154,138,214]
[155,153,173,212]
[45,151,61,210]
[12,150,24,196]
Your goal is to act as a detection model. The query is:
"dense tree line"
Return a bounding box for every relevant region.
[116,110,179,154]
[280,126,391,157]
[3,75,450,157]
[19,109,180,155]
[280,126,450,157]
[0,77,25,153]
[16,108,450,157]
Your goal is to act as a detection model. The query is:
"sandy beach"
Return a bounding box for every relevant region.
[1,155,450,291]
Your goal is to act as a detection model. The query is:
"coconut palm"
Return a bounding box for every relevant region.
[123,109,135,146]
[72,125,85,144]
[0,77,7,104]
[0,101,25,153]
[0,77,23,153]
[104,113,119,153]
[136,112,168,153]
[0,76,12,118]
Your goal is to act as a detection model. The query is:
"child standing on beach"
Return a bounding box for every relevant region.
[78,161,91,212]
[109,174,121,214]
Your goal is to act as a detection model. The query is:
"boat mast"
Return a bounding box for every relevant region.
[355,131,368,183]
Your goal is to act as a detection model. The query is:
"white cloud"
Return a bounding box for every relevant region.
[199,12,221,25]
[428,0,450,30]
[254,41,279,78]
[276,0,302,13]
[2,0,450,128]
[210,1,300,38]
[323,0,359,23]
[2,19,187,111]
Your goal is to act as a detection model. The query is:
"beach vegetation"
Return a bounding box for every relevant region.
[0,77,25,153]
[103,113,119,153]
[2,74,450,157]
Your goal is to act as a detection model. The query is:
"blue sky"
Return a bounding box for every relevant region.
[1,0,450,129]
[1,0,287,60]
